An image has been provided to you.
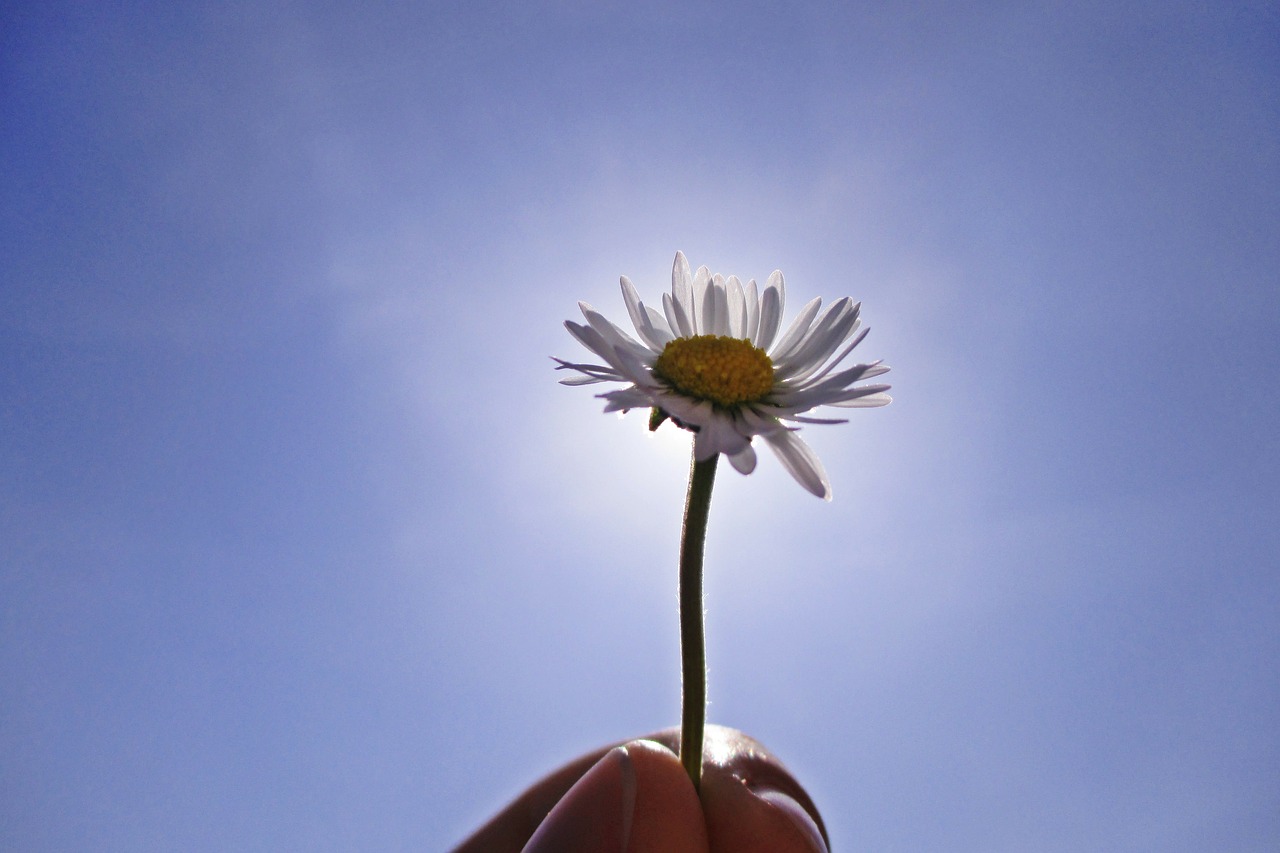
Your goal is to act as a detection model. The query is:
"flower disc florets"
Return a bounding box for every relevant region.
[653,335,774,408]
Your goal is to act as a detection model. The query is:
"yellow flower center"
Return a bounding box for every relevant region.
[653,335,775,407]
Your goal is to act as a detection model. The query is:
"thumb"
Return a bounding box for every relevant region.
[523,739,707,853]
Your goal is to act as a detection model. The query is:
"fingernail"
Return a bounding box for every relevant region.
[752,788,829,852]
[524,746,637,853]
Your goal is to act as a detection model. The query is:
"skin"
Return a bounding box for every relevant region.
[453,725,830,852]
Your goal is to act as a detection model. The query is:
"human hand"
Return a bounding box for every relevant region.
[453,724,829,852]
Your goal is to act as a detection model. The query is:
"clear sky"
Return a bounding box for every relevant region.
[3,1,1277,850]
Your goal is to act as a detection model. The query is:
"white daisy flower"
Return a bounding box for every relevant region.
[554,252,892,499]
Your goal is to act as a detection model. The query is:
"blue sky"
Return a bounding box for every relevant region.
[3,1,1278,850]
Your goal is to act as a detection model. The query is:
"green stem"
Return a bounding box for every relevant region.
[679,447,718,793]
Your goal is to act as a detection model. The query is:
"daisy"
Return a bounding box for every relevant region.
[554,251,891,499]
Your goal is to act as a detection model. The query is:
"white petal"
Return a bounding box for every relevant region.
[551,355,624,379]
[565,320,624,369]
[580,304,652,362]
[680,399,717,432]
[619,275,644,325]
[672,252,694,325]
[578,302,641,349]
[694,412,749,460]
[774,298,859,377]
[782,319,863,385]
[662,291,694,339]
[728,443,757,474]
[766,269,785,313]
[769,296,823,361]
[773,298,846,368]
[691,265,712,332]
[774,381,893,412]
[713,275,732,336]
[858,361,891,380]
[776,359,885,403]
[701,275,720,337]
[726,275,747,338]
[600,386,657,412]
[716,418,751,456]
[621,276,671,351]
[644,306,674,345]
[788,327,871,387]
[738,405,788,437]
[763,429,832,500]
[655,393,711,428]
[828,391,893,408]
[785,414,849,425]
[744,279,760,341]
[553,358,624,384]
[611,343,664,390]
[698,271,725,336]
[755,282,784,351]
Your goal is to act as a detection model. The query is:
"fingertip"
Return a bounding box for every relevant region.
[621,739,707,853]
[750,788,829,853]
[522,740,707,853]
[522,746,632,853]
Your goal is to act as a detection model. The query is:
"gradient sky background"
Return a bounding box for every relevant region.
[3,2,1278,850]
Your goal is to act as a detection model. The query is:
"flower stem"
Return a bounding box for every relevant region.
[679,447,718,793]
